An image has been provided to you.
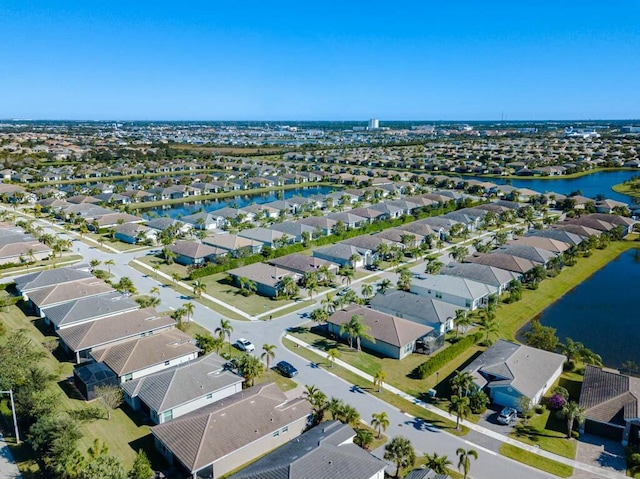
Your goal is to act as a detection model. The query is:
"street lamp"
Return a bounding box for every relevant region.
[0,390,19,444]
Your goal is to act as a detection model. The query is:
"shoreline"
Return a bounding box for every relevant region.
[448,166,638,181]
[501,239,638,342]
[612,178,640,199]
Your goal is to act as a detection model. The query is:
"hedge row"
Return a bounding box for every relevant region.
[413,332,483,379]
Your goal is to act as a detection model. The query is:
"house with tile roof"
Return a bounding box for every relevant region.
[43,291,139,330]
[169,240,226,266]
[228,420,386,479]
[151,382,312,479]
[410,273,497,311]
[327,304,433,359]
[462,339,565,410]
[28,278,115,317]
[91,328,200,383]
[440,262,521,295]
[122,354,244,424]
[579,365,640,445]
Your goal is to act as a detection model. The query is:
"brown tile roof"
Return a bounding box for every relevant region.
[466,253,538,274]
[29,278,114,309]
[91,329,199,376]
[580,365,640,425]
[151,383,312,473]
[328,305,432,347]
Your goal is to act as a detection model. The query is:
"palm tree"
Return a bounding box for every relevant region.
[303,385,327,424]
[89,259,101,270]
[322,293,336,314]
[236,353,263,387]
[450,370,475,397]
[560,401,586,439]
[373,370,387,393]
[261,343,277,370]
[104,259,115,276]
[384,436,416,479]
[340,314,374,351]
[376,278,392,294]
[162,246,176,265]
[454,309,472,337]
[310,307,329,327]
[277,276,299,299]
[305,273,319,299]
[360,283,374,301]
[354,428,374,450]
[449,245,467,262]
[396,266,412,291]
[327,348,340,368]
[456,448,478,479]
[339,404,360,427]
[171,272,182,285]
[215,318,233,354]
[449,395,472,430]
[425,257,444,275]
[560,338,603,367]
[183,302,195,322]
[317,265,335,286]
[424,452,452,475]
[349,253,361,269]
[152,263,160,278]
[371,411,390,439]
[192,280,206,298]
[339,267,355,287]
[479,308,499,345]
[237,276,257,296]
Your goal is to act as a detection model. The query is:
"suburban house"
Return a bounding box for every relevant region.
[123,353,244,424]
[462,340,565,410]
[238,227,295,249]
[267,253,339,277]
[146,217,192,235]
[227,263,301,298]
[440,263,521,295]
[405,469,451,479]
[169,240,225,266]
[91,328,200,383]
[43,292,139,330]
[56,308,176,363]
[410,274,497,311]
[466,253,539,274]
[28,278,115,317]
[15,264,93,300]
[579,365,640,445]
[326,212,368,229]
[494,244,557,267]
[269,221,318,243]
[228,421,386,479]
[181,212,225,230]
[297,216,337,236]
[507,236,571,253]
[369,290,458,335]
[114,222,158,244]
[327,304,433,360]
[526,228,584,246]
[313,243,373,268]
[0,239,52,265]
[151,382,312,479]
[203,233,262,256]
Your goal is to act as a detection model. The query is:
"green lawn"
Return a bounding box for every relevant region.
[612,179,640,199]
[500,443,573,477]
[498,240,636,340]
[282,337,467,435]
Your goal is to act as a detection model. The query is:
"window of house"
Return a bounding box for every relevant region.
[162,410,173,422]
[164,360,170,366]
[206,393,213,400]
[465,300,471,308]
[273,431,279,438]
[123,373,133,382]
[435,292,442,299]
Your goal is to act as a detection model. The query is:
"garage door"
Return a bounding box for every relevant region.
[584,420,624,441]
[491,390,518,409]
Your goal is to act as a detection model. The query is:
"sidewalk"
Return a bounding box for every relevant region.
[285,334,628,479]
[0,435,21,479]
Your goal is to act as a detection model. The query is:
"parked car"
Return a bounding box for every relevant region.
[276,360,298,378]
[337,287,352,296]
[235,338,255,352]
[497,407,518,425]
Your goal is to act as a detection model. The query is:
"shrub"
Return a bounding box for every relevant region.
[547,393,566,410]
[412,332,483,379]
[552,386,570,400]
[469,390,489,414]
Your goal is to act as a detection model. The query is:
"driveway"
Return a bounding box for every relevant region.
[476,404,520,435]
[573,433,626,479]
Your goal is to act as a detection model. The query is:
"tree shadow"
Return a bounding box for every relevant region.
[129,434,172,475]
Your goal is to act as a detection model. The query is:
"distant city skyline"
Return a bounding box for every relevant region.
[2,1,639,121]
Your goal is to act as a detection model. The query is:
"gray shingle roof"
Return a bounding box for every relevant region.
[56,308,175,352]
[91,329,199,376]
[151,383,312,473]
[463,339,565,399]
[410,274,497,300]
[43,292,139,328]
[122,354,243,414]
[15,264,92,293]
[441,262,520,288]
[228,421,386,479]
[28,278,114,310]
[369,290,455,329]
[495,244,557,264]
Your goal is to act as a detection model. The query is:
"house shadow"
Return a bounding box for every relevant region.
[57,378,85,401]
[129,433,174,476]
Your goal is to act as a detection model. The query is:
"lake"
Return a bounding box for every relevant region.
[529,248,640,368]
[467,169,640,203]
[146,185,335,219]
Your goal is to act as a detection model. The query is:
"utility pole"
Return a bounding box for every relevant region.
[0,390,19,444]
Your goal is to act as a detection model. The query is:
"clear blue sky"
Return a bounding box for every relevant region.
[1,1,638,121]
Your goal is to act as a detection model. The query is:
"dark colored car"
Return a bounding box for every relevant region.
[276,360,298,378]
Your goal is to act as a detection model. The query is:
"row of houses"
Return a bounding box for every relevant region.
[0,222,53,266]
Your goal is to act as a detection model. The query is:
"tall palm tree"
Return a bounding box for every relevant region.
[183,302,195,322]
[371,411,390,439]
[150,286,160,296]
[423,452,452,475]
[454,309,472,337]
[360,283,374,301]
[322,293,336,314]
[449,245,467,262]
[303,385,327,424]
[340,314,374,351]
[192,280,206,298]
[376,278,391,294]
[384,436,416,479]
[215,319,233,354]
[396,267,412,291]
[456,448,478,479]
[171,272,182,285]
[261,343,277,370]
[339,267,355,287]
[479,308,499,345]
[373,370,387,393]
[449,395,472,430]
[561,401,586,439]
[104,259,115,277]
[450,370,475,397]
[162,246,176,265]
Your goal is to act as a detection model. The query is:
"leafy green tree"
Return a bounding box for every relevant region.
[94,385,123,420]
[384,436,416,479]
[236,353,264,387]
[129,449,154,479]
[83,439,127,479]
[524,320,559,352]
[195,333,218,354]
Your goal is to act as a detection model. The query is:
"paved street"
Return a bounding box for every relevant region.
[2,209,625,479]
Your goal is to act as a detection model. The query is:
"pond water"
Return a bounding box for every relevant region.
[146,185,335,219]
[467,170,640,203]
[525,248,640,368]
